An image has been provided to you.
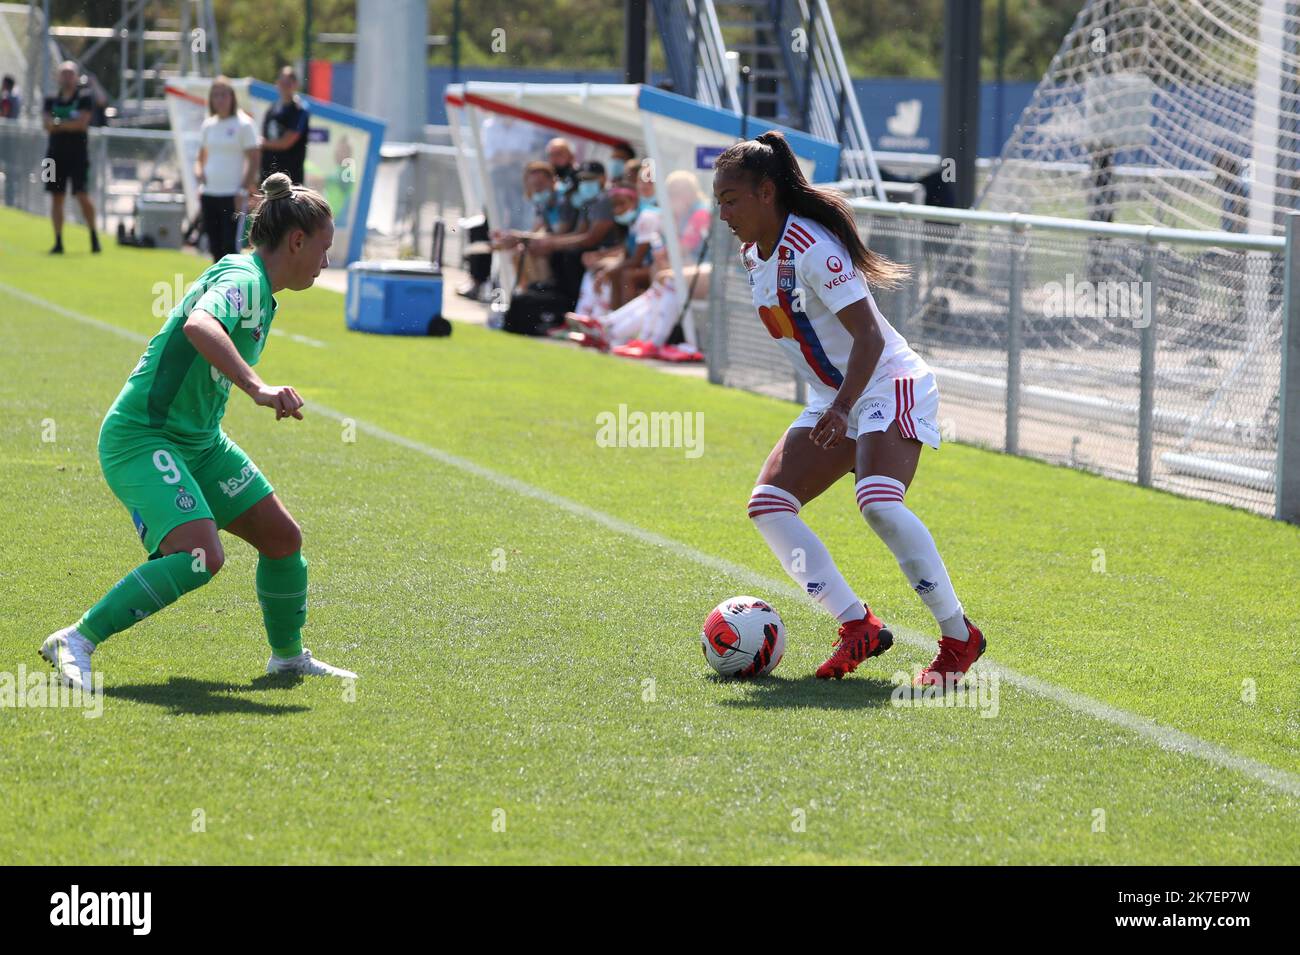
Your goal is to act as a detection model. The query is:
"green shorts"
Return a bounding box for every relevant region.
[98,421,274,556]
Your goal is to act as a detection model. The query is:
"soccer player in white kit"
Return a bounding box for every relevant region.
[713,132,985,686]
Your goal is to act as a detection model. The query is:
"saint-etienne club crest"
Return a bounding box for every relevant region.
[777,245,796,292]
[174,485,197,512]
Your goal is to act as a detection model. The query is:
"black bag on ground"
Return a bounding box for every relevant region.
[502,283,568,336]
[461,214,492,285]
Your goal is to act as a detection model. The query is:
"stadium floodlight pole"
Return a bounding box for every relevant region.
[940,0,981,209]
[623,0,648,85]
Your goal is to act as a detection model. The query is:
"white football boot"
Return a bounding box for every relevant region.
[39,626,96,691]
[266,648,357,679]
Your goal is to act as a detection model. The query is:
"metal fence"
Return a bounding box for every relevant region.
[0,120,182,236]
[709,199,1300,521]
[0,122,470,265]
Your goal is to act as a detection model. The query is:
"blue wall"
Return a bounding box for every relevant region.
[852,78,1038,159]
[324,63,1036,159]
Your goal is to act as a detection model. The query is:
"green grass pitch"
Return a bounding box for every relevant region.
[1,205,1298,864]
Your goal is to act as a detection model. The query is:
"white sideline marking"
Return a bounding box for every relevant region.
[0,282,326,348]
[272,329,327,348]
[6,279,1300,802]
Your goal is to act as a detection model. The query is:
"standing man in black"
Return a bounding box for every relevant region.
[260,66,310,185]
[43,62,99,254]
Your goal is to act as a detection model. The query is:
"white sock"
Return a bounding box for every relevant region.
[856,475,968,640]
[748,484,865,623]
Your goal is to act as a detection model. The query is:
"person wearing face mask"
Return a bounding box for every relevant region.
[571,166,659,322]
[566,170,711,361]
[489,161,572,291]
[617,163,661,302]
[527,162,576,235]
[527,161,620,310]
[569,187,642,321]
[546,138,577,197]
[609,141,635,184]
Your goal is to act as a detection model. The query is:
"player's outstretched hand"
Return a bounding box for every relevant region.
[253,384,305,420]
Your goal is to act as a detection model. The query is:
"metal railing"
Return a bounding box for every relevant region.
[708,197,1300,521]
[651,0,740,112]
[1,121,468,265]
[654,1,882,195]
[0,120,178,235]
[781,0,885,197]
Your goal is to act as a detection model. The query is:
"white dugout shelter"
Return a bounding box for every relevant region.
[444,82,841,346]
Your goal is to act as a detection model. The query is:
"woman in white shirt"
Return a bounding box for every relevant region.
[194,77,259,261]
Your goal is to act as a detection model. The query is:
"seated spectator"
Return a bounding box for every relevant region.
[565,170,712,361]
[490,161,576,291]
[572,186,643,317]
[569,166,658,319]
[609,141,636,184]
[617,166,663,302]
[527,161,623,309]
[545,137,578,226]
[621,158,642,189]
[667,169,713,259]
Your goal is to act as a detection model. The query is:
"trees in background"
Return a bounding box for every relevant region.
[40,0,1084,86]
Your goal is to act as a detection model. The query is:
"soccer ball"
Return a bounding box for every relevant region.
[701,596,786,678]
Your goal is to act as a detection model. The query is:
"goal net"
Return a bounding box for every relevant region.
[979,0,1300,235]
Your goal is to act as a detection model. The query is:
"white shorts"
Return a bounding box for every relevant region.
[790,370,942,449]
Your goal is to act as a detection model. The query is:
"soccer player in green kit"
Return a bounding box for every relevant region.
[40,172,356,689]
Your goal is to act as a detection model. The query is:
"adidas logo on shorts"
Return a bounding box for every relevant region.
[867,409,886,420]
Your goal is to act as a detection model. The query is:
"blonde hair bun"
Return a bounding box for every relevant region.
[261,173,294,201]
[248,176,333,250]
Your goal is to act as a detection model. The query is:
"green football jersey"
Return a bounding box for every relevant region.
[103,253,277,455]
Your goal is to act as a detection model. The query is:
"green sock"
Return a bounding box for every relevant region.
[77,552,213,645]
[256,551,308,659]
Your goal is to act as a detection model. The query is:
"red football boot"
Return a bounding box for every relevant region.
[914,616,987,689]
[814,604,894,679]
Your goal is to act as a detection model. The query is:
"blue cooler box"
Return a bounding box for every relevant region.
[345,260,443,335]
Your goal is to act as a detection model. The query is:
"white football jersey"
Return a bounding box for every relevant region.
[741,213,928,406]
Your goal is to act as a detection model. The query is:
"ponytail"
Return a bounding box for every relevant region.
[714,131,910,288]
